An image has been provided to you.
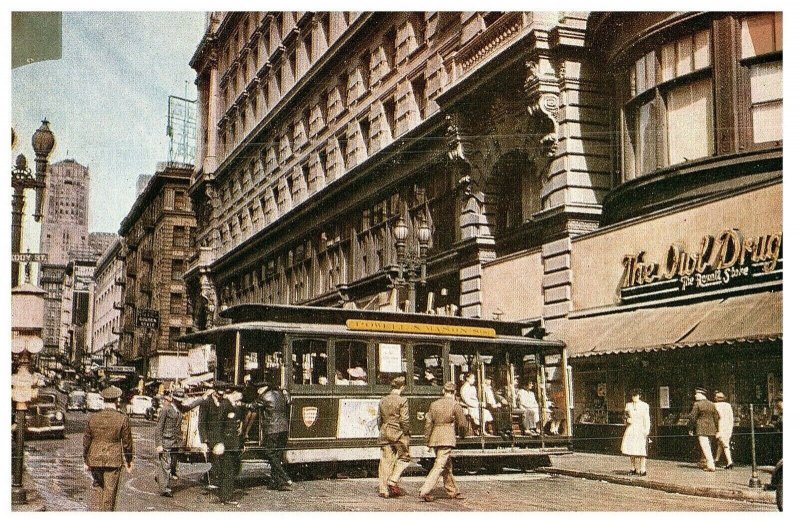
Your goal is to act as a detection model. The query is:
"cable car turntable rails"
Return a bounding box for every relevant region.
[178,304,572,476]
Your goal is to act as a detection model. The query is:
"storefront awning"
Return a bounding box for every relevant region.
[556,291,781,358]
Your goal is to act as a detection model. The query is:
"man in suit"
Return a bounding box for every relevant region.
[83,385,134,511]
[377,376,411,498]
[688,387,720,471]
[154,389,187,497]
[198,382,228,493]
[419,381,469,502]
[211,384,244,505]
[253,379,293,491]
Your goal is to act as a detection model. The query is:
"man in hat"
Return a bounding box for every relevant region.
[377,376,411,498]
[253,379,292,491]
[154,388,188,497]
[688,387,720,471]
[200,382,244,505]
[419,381,469,502]
[83,385,134,511]
[198,382,226,492]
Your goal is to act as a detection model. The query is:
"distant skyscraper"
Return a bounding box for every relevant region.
[40,159,90,265]
[136,174,153,196]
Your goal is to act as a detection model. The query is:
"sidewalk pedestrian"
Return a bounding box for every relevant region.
[419,381,469,502]
[713,391,734,469]
[83,385,134,511]
[254,379,293,491]
[621,388,650,476]
[688,387,720,472]
[377,376,411,498]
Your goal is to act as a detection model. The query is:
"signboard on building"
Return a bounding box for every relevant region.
[11,253,48,263]
[619,228,782,304]
[107,365,136,373]
[136,308,160,329]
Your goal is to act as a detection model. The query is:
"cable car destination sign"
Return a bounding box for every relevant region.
[619,228,782,304]
[346,319,496,337]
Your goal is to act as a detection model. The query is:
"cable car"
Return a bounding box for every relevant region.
[179,304,572,476]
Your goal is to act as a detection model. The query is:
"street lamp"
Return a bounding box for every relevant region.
[391,213,431,313]
[11,120,56,287]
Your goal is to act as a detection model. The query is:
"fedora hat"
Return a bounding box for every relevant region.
[443,381,456,393]
[695,387,709,397]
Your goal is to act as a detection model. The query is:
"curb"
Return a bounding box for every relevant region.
[540,467,776,506]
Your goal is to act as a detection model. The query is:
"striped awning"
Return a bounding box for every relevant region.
[554,291,782,358]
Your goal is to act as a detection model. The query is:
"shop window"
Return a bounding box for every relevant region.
[291,338,328,385]
[334,340,368,385]
[623,29,714,179]
[412,344,444,388]
[741,13,782,144]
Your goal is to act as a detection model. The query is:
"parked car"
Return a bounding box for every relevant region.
[126,395,153,417]
[25,393,66,439]
[85,391,104,411]
[67,390,87,411]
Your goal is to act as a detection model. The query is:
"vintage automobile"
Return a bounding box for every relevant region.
[26,393,66,439]
[126,395,153,418]
[67,390,87,411]
[766,459,783,512]
[86,391,104,412]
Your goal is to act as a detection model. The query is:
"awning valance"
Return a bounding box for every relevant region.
[554,291,782,358]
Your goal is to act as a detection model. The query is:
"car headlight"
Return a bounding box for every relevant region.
[54,411,64,421]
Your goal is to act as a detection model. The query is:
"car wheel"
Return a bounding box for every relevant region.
[777,483,782,512]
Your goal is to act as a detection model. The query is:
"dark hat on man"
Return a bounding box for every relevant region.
[100,385,122,400]
[695,387,709,397]
[443,381,456,393]
[172,388,186,399]
[391,376,406,389]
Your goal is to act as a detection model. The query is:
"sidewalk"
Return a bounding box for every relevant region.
[543,452,776,505]
[11,471,46,512]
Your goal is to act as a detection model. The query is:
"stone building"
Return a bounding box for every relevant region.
[118,163,196,381]
[186,11,605,326]
[88,238,124,368]
[40,159,90,265]
[39,263,67,371]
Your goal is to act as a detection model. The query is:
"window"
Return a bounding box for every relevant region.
[173,226,187,247]
[376,342,406,386]
[334,340,369,386]
[741,13,782,144]
[169,327,181,349]
[291,339,328,385]
[623,29,714,178]
[301,163,312,194]
[169,293,184,314]
[171,259,184,280]
[412,344,444,388]
[411,74,427,122]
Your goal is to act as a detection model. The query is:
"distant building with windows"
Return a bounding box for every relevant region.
[40,159,90,265]
[118,163,196,381]
[88,238,124,368]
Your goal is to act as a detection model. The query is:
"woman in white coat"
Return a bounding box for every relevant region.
[713,391,734,469]
[621,389,650,476]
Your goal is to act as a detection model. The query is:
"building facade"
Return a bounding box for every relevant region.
[186,11,604,326]
[58,257,96,365]
[118,163,196,381]
[88,238,124,368]
[40,159,90,265]
[39,263,67,371]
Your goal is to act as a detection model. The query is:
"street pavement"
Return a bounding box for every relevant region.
[14,408,776,512]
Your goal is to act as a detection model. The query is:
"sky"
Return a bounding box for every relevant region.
[11,11,206,243]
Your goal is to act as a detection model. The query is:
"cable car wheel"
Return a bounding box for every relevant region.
[455,456,482,475]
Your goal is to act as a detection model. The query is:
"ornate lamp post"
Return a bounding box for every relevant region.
[391,213,431,313]
[11,120,55,287]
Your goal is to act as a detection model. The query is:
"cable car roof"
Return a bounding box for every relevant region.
[178,320,565,351]
[217,303,550,338]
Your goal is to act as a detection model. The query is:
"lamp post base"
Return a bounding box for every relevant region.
[12,485,28,505]
[748,475,763,489]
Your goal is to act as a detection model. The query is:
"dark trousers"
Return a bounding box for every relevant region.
[217,450,241,502]
[264,431,291,487]
[89,466,122,511]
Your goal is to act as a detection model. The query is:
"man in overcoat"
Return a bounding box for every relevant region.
[154,389,188,496]
[419,381,469,502]
[688,387,720,471]
[253,379,293,491]
[200,383,244,505]
[83,385,134,511]
[377,376,411,498]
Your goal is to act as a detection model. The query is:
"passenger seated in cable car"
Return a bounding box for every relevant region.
[347,367,368,385]
[459,373,492,434]
[335,371,349,385]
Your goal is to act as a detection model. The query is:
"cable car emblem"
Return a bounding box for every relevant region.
[302,406,318,428]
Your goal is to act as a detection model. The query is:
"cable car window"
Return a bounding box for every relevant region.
[376,342,406,385]
[291,339,328,385]
[334,340,368,385]
[412,344,444,388]
[263,350,284,388]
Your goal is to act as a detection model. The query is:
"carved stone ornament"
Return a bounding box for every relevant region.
[445,114,467,163]
[524,60,559,159]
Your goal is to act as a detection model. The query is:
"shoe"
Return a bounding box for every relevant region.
[637,471,647,477]
[702,467,716,472]
[388,484,403,497]
[449,493,466,500]
[161,490,173,497]
[222,500,239,506]
[379,493,390,499]
[420,494,434,502]
[724,463,734,470]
